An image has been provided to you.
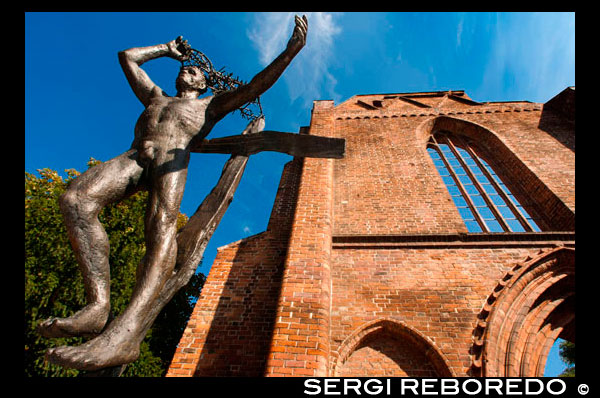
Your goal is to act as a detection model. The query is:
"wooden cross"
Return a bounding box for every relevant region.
[84,119,344,376]
[193,129,345,159]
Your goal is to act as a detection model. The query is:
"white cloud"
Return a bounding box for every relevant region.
[247,12,343,108]
[456,17,464,48]
[247,13,296,66]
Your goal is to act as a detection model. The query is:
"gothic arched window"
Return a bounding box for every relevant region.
[427,131,541,233]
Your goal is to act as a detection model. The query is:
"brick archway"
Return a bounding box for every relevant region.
[470,247,575,376]
[331,318,454,377]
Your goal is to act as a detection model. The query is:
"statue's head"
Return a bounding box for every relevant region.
[176,65,207,95]
[180,46,263,120]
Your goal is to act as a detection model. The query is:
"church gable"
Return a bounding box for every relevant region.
[336,91,481,113]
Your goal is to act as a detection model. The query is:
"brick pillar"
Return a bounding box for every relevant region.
[166,159,303,377]
[264,100,335,376]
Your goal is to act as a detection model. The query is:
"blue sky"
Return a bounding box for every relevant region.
[25,12,574,376]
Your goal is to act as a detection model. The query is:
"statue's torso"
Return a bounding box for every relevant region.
[136,92,212,144]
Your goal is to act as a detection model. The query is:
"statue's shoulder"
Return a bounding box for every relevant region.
[149,85,169,98]
[159,88,170,98]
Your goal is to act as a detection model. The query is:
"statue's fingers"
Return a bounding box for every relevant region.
[300,17,308,36]
[295,14,307,31]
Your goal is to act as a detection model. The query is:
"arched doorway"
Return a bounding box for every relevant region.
[333,318,453,377]
[470,247,575,376]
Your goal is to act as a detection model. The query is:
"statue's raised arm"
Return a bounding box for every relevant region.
[118,37,189,107]
[207,15,308,121]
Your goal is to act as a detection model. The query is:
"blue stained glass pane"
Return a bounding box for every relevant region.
[447,185,460,196]
[465,220,483,232]
[448,158,460,167]
[515,205,532,219]
[482,184,497,195]
[437,166,450,176]
[442,176,455,185]
[470,195,486,207]
[469,164,483,175]
[490,195,506,206]
[464,157,476,166]
[452,196,467,207]
[475,174,490,184]
[454,166,466,175]
[527,218,541,232]
[491,173,503,184]
[464,184,479,195]
[478,207,495,220]
[507,194,518,205]
[506,219,525,232]
[439,144,452,153]
[458,207,475,220]
[485,219,504,232]
[458,174,472,185]
[498,206,515,219]
[457,152,470,161]
[433,159,445,168]
[428,148,440,158]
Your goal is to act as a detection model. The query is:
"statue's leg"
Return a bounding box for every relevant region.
[38,150,145,339]
[45,149,189,371]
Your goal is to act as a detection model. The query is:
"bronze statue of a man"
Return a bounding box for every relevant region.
[38,15,308,371]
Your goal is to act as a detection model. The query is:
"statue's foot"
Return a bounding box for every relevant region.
[37,304,109,338]
[45,331,140,371]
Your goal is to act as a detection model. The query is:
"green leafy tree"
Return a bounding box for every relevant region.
[25,160,205,377]
[558,340,575,377]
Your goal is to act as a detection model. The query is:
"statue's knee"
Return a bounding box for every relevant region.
[59,189,78,212]
[59,188,99,219]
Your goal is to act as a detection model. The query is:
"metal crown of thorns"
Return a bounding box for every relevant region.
[181,46,263,121]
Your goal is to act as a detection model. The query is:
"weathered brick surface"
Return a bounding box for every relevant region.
[336,327,439,377]
[264,103,336,377]
[167,158,303,377]
[168,89,575,377]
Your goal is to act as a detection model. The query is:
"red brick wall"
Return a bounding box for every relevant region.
[330,246,549,376]
[336,328,439,377]
[167,90,575,377]
[264,102,336,376]
[167,158,302,376]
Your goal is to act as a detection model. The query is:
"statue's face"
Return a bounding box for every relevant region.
[176,66,206,93]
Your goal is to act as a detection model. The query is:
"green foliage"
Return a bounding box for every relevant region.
[25,161,205,377]
[558,340,575,377]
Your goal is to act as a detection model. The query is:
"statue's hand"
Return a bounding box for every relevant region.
[167,36,191,61]
[287,15,308,54]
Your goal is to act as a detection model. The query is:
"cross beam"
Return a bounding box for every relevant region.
[193,130,346,159]
[82,120,345,376]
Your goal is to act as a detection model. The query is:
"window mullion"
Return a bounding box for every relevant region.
[445,136,510,232]
[457,137,534,233]
[431,135,488,232]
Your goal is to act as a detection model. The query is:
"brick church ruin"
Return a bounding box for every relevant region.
[167,87,575,377]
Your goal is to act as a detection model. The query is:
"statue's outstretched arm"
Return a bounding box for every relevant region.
[118,37,187,107]
[208,15,308,120]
